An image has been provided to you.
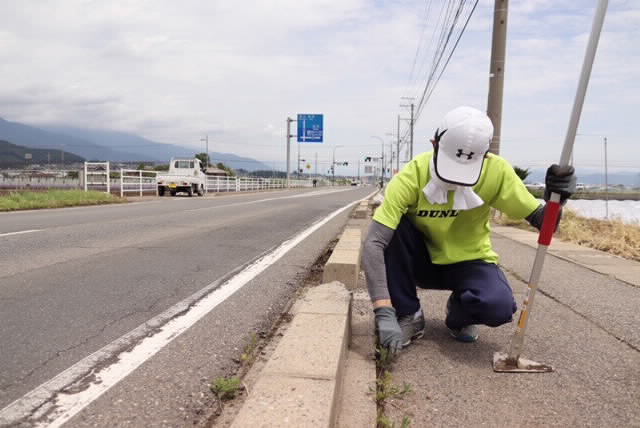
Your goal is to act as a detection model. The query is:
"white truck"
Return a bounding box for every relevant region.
[157,157,206,197]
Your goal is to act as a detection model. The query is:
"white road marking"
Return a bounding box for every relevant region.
[177,188,354,214]
[0,190,377,427]
[0,229,42,237]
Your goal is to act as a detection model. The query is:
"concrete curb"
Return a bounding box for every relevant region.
[230,282,351,427]
[230,199,377,427]
[322,228,362,290]
[353,201,369,219]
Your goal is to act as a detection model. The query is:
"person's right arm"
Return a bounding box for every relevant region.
[362,220,395,308]
[363,159,421,352]
[364,159,420,308]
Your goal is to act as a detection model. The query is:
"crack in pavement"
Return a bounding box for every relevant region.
[502,266,640,353]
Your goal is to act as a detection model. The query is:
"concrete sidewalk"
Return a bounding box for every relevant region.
[381,227,640,427]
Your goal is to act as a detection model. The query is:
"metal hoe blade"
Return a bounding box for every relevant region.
[493,352,553,373]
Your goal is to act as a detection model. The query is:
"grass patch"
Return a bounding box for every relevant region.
[0,190,125,211]
[210,376,242,401]
[494,208,640,262]
[240,333,259,364]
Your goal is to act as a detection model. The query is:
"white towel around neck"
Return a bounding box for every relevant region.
[423,159,484,210]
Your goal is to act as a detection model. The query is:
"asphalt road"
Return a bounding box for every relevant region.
[0,186,373,425]
[385,233,640,427]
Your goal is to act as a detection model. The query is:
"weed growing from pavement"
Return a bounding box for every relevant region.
[376,346,394,372]
[241,333,259,364]
[376,409,412,428]
[204,237,342,425]
[373,346,413,428]
[374,372,412,402]
[210,377,242,400]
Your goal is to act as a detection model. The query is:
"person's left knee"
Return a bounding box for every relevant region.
[483,293,517,326]
[461,290,515,327]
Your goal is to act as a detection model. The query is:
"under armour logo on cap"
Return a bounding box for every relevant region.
[456,149,474,160]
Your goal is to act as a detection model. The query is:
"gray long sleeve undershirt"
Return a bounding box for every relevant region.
[362,207,546,304]
[362,220,395,303]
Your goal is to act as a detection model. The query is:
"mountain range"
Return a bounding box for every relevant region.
[0,140,84,167]
[0,117,271,171]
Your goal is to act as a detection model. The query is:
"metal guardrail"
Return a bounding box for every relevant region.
[120,169,158,197]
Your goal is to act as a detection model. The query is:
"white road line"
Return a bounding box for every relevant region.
[180,188,353,213]
[0,229,42,237]
[0,190,377,427]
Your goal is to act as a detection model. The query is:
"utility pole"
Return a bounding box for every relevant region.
[331,145,343,186]
[201,135,209,167]
[486,0,509,155]
[315,152,318,177]
[357,158,360,182]
[380,142,385,182]
[389,143,394,175]
[400,98,415,160]
[332,151,335,185]
[410,103,414,159]
[297,139,301,178]
[286,117,295,187]
[396,115,400,172]
[604,136,609,219]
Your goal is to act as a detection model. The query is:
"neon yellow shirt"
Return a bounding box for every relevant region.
[373,151,539,265]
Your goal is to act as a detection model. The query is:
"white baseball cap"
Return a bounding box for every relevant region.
[433,106,494,186]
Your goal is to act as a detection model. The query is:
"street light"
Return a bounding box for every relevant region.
[577,134,609,219]
[370,136,385,183]
[200,135,209,167]
[385,132,398,175]
[332,145,343,185]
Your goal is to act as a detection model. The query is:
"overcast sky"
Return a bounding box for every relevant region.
[0,0,637,175]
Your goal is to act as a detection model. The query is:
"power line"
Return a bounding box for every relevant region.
[406,0,435,89]
[398,0,479,145]
[416,0,479,122]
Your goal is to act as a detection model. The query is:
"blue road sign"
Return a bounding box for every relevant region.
[297,114,323,143]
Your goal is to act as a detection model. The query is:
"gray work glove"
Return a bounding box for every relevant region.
[374,306,403,354]
[544,164,576,204]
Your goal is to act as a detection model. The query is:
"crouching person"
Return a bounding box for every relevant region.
[362,106,575,353]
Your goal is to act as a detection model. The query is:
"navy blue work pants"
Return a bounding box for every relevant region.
[384,216,517,330]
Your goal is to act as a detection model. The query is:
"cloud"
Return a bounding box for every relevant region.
[0,0,637,173]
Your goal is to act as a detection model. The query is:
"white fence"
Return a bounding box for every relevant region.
[0,170,80,191]
[120,169,158,197]
[84,162,110,193]
[205,176,313,193]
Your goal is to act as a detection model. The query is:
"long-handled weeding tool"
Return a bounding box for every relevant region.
[493,0,609,373]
